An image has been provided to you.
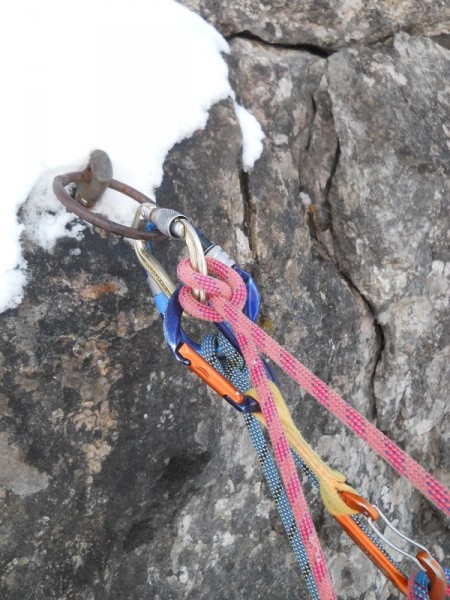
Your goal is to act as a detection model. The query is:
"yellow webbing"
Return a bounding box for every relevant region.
[247,382,358,516]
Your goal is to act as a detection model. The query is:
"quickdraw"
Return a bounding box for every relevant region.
[53,152,449,600]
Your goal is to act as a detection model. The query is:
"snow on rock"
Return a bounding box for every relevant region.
[234,103,265,171]
[0,0,264,313]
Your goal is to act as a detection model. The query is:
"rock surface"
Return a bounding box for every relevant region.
[1,14,449,600]
[327,35,450,465]
[180,0,450,50]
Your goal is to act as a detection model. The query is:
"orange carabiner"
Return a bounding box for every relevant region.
[177,343,260,413]
[178,342,244,404]
[335,492,447,599]
[334,492,409,594]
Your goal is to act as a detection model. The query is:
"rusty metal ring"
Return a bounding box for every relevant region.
[53,170,164,241]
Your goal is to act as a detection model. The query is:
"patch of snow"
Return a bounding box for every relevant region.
[234,103,265,171]
[300,192,312,205]
[0,1,231,311]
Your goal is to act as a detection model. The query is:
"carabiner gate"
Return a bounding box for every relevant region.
[337,491,447,599]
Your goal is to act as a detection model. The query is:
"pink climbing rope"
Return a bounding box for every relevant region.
[177,258,450,521]
[179,258,336,599]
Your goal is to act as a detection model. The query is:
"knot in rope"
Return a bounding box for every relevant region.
[178,257,247,321]
[176,254,450,600]
[178,256,338,599]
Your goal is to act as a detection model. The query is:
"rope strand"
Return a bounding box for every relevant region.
[180,259,336,598]
[202,331,409,597]
[178,257,450,518]
[177,256,450,599]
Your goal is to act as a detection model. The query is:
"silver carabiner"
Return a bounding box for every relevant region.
[133,203,208,303]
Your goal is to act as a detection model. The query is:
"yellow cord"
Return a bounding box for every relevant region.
[247,382,358,516]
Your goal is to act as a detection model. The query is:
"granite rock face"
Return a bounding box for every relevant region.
[180,0,450,50]
[327,35,450,464]
[1,17,449,600]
